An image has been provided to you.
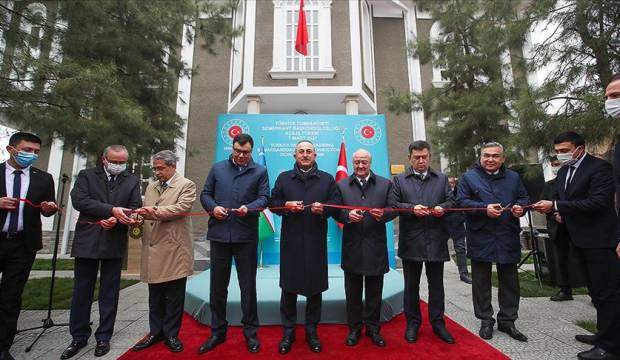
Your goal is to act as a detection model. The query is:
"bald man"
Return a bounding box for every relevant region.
[336,149,396,347]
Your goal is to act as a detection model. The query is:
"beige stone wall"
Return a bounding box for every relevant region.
[184,22,232,233]
[254,1,297,87]
[373,17,412,167]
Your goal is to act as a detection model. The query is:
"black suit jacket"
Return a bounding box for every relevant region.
[555,154,618,249]
[70,166,142,259]
[0,162,56,252]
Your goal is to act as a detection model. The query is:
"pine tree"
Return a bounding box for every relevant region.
[0,0,240,161]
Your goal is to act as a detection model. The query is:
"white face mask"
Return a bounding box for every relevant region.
[551,166,560,177]
[556,146,583,165]
[105,162,127,175]
[606,98,620,118]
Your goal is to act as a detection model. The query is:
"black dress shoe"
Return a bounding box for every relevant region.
[198,335,225,354]
[497,323,528,342]
[305,333,321,353]
[576,334,598,345]
[404,326,419,343]
[366,331,386,347]
[550,290,574,301]
[346,330,361,346]
[60,340,87,359]
[479,324,493,340]
[433,325,455,344]
[578,346,620,360]
[278,336,295,355]
[132,333,164,351]
[94,341,110,357]
[460,273,473,284]
[0,350,15,360]
[246,337,260,353]
[162,337,181,352]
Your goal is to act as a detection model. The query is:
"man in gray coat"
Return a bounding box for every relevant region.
[62,145,142,359]
[337,149,396,348]
[392,140,455,344]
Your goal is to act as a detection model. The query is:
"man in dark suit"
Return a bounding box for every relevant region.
[336,149,396,348]
[61,145,142,359]
[605,74,620,261]
[540,159,586,301]
[0,132,57,360]
[534,131,620,360]
[198,134,269,354]
[393,141,456,344]
[269,140,340,354]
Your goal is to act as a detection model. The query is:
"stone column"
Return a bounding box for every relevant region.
[247,95,261,114]
[344,95,359,115]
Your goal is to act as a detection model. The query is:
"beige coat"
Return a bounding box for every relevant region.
[140,173,196,283]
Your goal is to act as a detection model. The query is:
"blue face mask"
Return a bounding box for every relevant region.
[14,150,38,168]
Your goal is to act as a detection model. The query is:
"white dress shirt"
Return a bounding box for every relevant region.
[3,162,31,232]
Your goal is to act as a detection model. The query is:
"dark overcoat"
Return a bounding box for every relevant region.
[456,164,529,264]
[336,172,396,275]
[71,166,142,259]
[269,164,340,297]
[392,167,455,262]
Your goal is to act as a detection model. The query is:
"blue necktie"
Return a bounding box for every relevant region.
[9,170,22,234]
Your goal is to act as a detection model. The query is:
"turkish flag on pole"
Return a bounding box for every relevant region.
[335,139,348,228]
[295,0,308,56]
[335,140,348,183]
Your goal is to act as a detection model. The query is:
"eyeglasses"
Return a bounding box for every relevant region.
[233,148,252,156]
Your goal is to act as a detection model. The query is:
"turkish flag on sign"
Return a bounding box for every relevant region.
[295,0,308,55]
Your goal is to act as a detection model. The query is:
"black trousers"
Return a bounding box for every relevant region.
[402,260,445,328]
[471,260,519,326]
[280,290,322,338]
[552,226,572,291]
[209,241,258,339]
[0,234,36,351]
[344,272,384,333]
[148,277,187,338]
[448,218,469,275]
[69,257,122,342]
[574,246,620,354]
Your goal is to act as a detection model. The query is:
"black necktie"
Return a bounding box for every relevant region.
[160,181,168,191]
[9,170,23,234]
[359,178,366,188]
[565,166,575,189]
[109,174,116,183]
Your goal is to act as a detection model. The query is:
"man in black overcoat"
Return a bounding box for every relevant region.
[269,140,340,354]
[336,149,396,348]
[61,145,142,359]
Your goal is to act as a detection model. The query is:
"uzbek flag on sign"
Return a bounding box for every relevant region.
[257,144,275,240]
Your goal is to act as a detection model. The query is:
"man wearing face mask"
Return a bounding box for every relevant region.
[457,142,529,343]
[62,145,142,359]
[605,73,620,261]
[533,132,620,360]
[539,158,586,302]
[269,140,341,354]
[0,132,58,360]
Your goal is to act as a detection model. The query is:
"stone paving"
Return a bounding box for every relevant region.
[9,257,597,359]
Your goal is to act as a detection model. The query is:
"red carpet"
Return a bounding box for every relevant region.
[119,302,508,360]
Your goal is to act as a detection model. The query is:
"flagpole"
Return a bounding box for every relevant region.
[259,136,265,269]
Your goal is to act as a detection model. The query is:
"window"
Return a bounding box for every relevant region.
[11,2,47,91]
[270,0,334,80]
[429,21,448,87]
[230,0,245,92]
[360,0,374,93]
[285,3,318,72]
